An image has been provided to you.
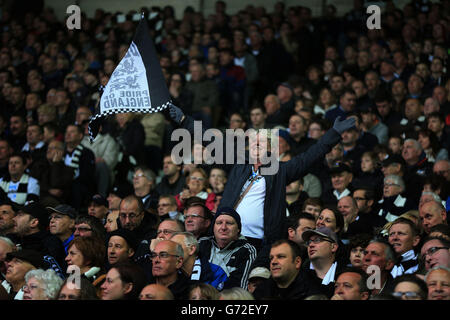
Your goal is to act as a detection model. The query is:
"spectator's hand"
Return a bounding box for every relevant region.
[331,294,344,300]
[169,103,185,125]
[49,188,63,197]
[180,188,191,201]
[333,116,356,134]
[52,149,63,162]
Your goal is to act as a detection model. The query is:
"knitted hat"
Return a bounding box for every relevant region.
[214,207,242,232]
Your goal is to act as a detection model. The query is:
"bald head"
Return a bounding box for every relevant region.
[139,284,174,300]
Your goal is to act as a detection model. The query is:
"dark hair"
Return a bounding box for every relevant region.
[336,266,370,295]
[58,276,99,300]
[348,233,372,251]
[428,224,450,238]
[392,274,428,299]
[112,261,148,300]
[321,206,345,236]
[286,212,316,230]
[184,196,213,220]
[271,239,307,262]
[74,215,107,243]
[418,128,442,157]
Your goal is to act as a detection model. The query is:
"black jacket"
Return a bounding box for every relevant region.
[253,272,322,300]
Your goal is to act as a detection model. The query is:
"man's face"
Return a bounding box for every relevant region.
[340,93,356,111]
[0,140,12,161]
[423,98,440,116]
[432,87,446,104]
[87,203,108,220]
[27,126,43,145]
[229,114,245,130]
[156,220,181,240]
[10,116,26,136]
[376,100,391,117]
[107,194,122,210]
[162,156,179,177]
[351,81,367,98]
[0,204,15,233]
[270,243,301,284]
[250,108,266,127]
[25,94,40,110]
[184,205,210,236]
[8,156,25,177]
[353,190,371,213]
[337,197,358,223]
[12,212,33,236]
[64,125,82,145]
[277,85,292,103]
[133,169,152,192]
[73,223,93,238]
[388,223,419,255]
[331,171,352,192]
[392,80,406,96]
[107,235,133,265]
[407,75,423,94]
[420,239,450,271]
[341,129,358,146]
[139,284,170,300]
[209,169,226,190]
[5,258,35,285]
[157,198,177,216]
[264,95,279,115]
[419,201,446,234]
[365,73,379,91]
[428,116,444,134]
[288,115,305,137]
[151,241,182,278]
[307,235,337,261]
[383,178,402,198]
[288,218,315,245]
[189,65,203,82]
[46,140,63,162]
[213,214,240,246]
[49,213,74,237]
[433,161,450,181]
[404,99,422,120]
[426,269,450,300]
[304,205,321,218]
[402,141,420,164]
[119,200,143,231]
[330,76,344,93]
[334,272,367,300]
[362,242,392,272]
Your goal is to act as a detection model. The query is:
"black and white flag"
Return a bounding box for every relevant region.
[88,15,171,142]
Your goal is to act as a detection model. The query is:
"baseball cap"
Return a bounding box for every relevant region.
[302,227,338,243]
[91,194,108,207]
[6,249,46,269]
[20,202,49,228]
[248,267,271,280]
[109,184,133,199]
[329,163,352,175]
[46,204,77,219]
[278,129,293,146]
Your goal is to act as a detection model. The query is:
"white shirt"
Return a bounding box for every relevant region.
[235,171,266,240]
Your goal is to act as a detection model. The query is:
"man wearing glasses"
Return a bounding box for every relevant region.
[420,236,450,272]
[132,166,159,211]
[301,227,343,298]
[149,239,192,299]
[183,197,213,239]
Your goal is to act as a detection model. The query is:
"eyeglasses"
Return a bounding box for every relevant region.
[184,214,206,219]
[149,251,179,260]
[22,284,39,291]
[384,183,400,187]
[190,176,205,182]
[392,291,421,299]
[133,173,146,179]
[421,246,449,258]
[157,229,176,236]
[306,237,334,246]
[119,212,141,220]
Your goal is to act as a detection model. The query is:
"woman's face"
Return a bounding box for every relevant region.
[188,171,206,194]
[189,287,206,300]
[65,244,88,271]
[320,89,332,105]
[101,268,129,300]
[361,155,375,173]
[418,133,431,150]
[389,137,402,154]
[316,209,337,232]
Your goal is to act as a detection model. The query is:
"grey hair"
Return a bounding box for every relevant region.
[404,138,423,152]
[170,231,199,256]
[25,269,64,299]
[369,239,396,264]
[384,174,405,191]
[421,191,442,203]
[135,165,156,182]
[424,266,450,283]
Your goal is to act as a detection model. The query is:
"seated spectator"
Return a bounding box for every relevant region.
[188,282,220,300]
[0,153,40,205]
[100,261,147,300]
[347,234,372,269]
[133,166,159,211]
[23,268,63,300]
[157,195,183,222]
[378,174,416,223]
[57,276,99,300]
[139,283,174,300]
[391,274,428,300]
[419,200,448,235]
[155,154,186,197]
[175,168,215,212]
[425,266,450,300]
[286,212,316,248]
[321,163,354,207]
[107,228,138,267]
[198,207,257,290]
[330,267,370,300]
